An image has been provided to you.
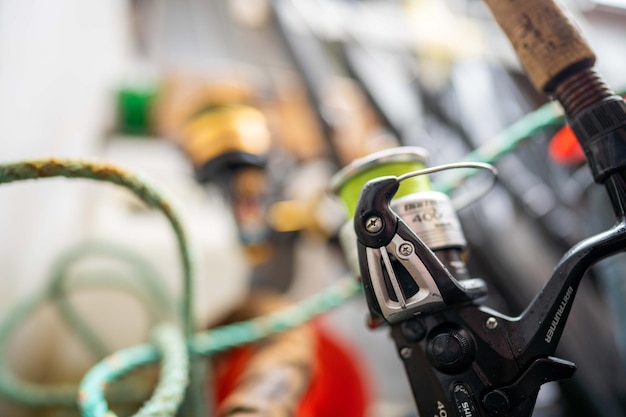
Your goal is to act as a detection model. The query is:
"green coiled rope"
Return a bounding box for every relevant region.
[0,290,78,406]
[190,277,361,355]
[0,159,195,414]
[78,278,362,417]
[0,158,363,417]
[0,159,194,337]
[79,323,188,417]
[0,273,176,407]
[47,242,178,360]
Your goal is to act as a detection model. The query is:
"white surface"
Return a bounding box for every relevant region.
[0,0,128,298]
[0,1,130,414]
[0,1,246,412]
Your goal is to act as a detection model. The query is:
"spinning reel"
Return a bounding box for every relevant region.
[332,147,626,417]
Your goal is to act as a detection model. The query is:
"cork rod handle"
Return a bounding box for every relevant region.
[483,0,595,93]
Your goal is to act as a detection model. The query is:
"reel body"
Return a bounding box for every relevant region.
[331,147,624,417]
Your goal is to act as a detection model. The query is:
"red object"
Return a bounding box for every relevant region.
[549,124,586,165]
[213,321,371,417]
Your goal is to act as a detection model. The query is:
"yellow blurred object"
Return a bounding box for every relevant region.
[404,0,485,90]
[153,73,272,181]
[155,75,254,140]
[182,105,272,166]
[268,200,311,233]
[244,242,274,267]
[406,0,484,59]
[267,195,339,239]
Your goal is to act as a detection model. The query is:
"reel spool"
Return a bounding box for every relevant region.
[330,147,496,324]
